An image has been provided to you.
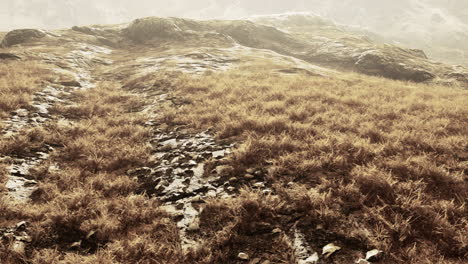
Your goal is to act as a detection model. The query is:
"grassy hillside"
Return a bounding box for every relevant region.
[0,82,183,263]
[151,68,467,263]
[0,16,467,264]
[0,61,53,117]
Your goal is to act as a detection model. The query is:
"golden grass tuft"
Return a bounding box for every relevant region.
[188,189,294,263]
[0,61,54,117]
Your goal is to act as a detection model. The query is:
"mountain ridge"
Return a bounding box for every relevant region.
[2,14,467,87]
[2,0,467,67]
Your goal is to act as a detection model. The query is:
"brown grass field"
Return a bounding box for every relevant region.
[0,61,467,263]
[158,68,467,263]
[0,61,54,118]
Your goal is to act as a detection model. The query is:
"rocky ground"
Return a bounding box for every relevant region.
[0,14,466,264]
[1,43,111,203]
[0,25,361,263]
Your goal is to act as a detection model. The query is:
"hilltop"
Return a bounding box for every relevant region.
[2,14,468,86]
[0,14,467,264]
[2,0,468,67]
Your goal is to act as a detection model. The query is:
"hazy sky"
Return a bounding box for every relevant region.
[0,0,467,31]
[0,0,386,30]
[0,0,318,30]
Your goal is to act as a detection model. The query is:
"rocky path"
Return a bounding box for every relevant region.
[119,57,329,261]
[0,43,114,256]
[1,44,112,203]
[131,127,234,251]
[135,123,325,261]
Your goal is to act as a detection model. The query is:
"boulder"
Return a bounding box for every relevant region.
[60,80,82,87]
[1,29,46,47]
[355,50,435,82]
[447,71,468,84]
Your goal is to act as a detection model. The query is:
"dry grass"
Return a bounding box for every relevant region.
[1,53,467,263]
[0,61,54,117]
[0,81,183,264]
[160,69,468,263]
[188,189,295,263]
[0,163,7,192]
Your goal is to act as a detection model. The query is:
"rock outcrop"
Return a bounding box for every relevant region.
[249,14,468,85]
[1,29,46,47]
[72,26,103,36]
[210,20,306,54]
[124,17,188,43]
[0,53,21,60]
[354,49,435,82]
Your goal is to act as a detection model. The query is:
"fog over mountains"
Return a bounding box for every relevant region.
[2,0,467,30]
[1,0,468,65]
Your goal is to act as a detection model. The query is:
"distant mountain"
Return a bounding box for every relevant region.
[1,0,467,66]
[309,0,468,66]
[2,13,467,86]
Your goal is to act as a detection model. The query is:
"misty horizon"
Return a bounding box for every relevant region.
[0,1,322,31]
[1,0,467,31]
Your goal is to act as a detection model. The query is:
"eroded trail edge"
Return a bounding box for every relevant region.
[2,44,112,203]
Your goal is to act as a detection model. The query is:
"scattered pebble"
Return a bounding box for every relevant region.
[187,218,200,232]
[250,258,261,264]
[366,249,383,261]
[244,173,255,179]
[271,228,282,234]
[246,168,255,174]
[253,182,265,188]
[238,252,250,260]
[12,241,26,255]
[322,243,341,258]
[299,252,319,264]
[15,221,28,231]
[69,240,82,249]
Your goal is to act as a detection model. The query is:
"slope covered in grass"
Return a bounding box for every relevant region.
[0,82,182,264]
[1,14,467,263]
[158,69,468,263]
[0,61,53,117]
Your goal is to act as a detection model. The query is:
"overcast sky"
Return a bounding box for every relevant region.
[1,0,467,31]
[0,0,313,30]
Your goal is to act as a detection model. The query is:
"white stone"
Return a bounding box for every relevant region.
[238,252,249,260]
